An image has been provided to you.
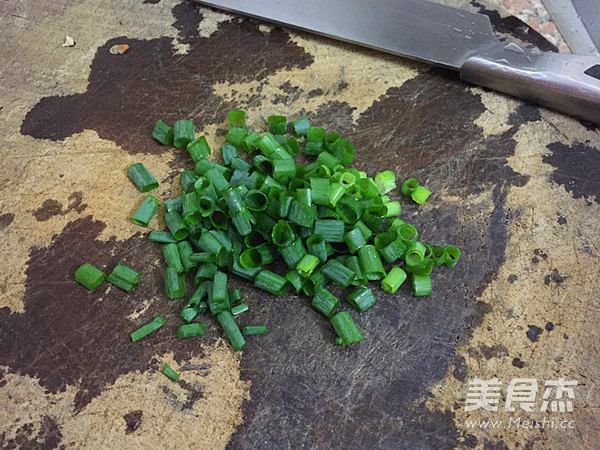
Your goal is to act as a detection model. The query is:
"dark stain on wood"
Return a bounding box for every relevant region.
[0,213,15,232]
[20,17,313,155]
[544,142,600,203]
[32,193,87,221]
[526,325,543,342]
[0,416,62,450]
[124,410,143,434]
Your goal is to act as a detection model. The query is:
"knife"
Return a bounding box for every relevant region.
[193,0,600,124]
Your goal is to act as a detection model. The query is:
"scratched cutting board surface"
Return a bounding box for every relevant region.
[1,0,599,449]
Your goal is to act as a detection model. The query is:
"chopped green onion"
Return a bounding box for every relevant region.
[381,267,407,294]
[292,117,310,136]
[296,254,320,278]
[187,136,211,162]
[242,325,269,335]
[411,273,432,296]
[161,363,179,381]
[401,178,419,196]
[231,303,249,316]
[130,316,166,342]
[330,311,364,345]
[217,311,246,351]
[106,261,140,292]
[164,211,189,241]
[178,323,206,338]
[346,287,377,313]
[254,270,289,296]
[164,266,186,299]
[128,163,159,192]
[374,170,396,195]
[322,259,355,287]
[313,219,345,243]
[173,120,195,148]
[131,195,160,227]
[343,228,366,254]
[162,243,183,273]
[444,245,461,268]
[149,230,178,244]
[74,263,106,291]
[268,115,287,134]
[278,237,307,268]
[152,120,173,145]
[284,270,303,293]
[405,241,427,267]
[358,245,386,280]
[411,186,431,204]
[306,234,328,262]
[312,287,339,318]
[179,307,199,324]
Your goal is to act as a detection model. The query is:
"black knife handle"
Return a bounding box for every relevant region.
[460,49,600,124]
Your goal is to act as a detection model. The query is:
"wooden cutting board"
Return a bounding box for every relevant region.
[1,0,599,448]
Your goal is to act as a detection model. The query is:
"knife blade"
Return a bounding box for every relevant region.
[193,0,600,124]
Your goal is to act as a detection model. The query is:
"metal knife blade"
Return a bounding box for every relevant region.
[194,0,600,124]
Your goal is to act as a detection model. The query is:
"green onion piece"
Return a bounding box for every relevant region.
[330,311,364,345]
[396,222,418,243]
[212,271,228,303]
[317,151,342,170]
[161,363,180,381]
[385,201,402,217]
[431,246,447,266]
[217,311,246,351]
[180,170,198,192]
[346,287,377,313]
[411,186,431,204]
[226,126,247,147]
[106,261,140,292]
[288,200,316,228]
[231,211,252,236]
[278,237,307,268]
[178,241,196,272]
[272,158,296,181]
[182,191,202,225]
[302,270,325,297]
[358,245,386,280]
[314,219,345,243]
[254,270,289,296]
[358,178,380,198]
[405,241,427,266]
[309,178,331,206]
[128,163,159,193]
[228,288,242,305]
[374,230,406,263]
[334,196,361,224]
[222,186,245,215]
[296,254,320,278]
[206,168,230,194]
[245,190,268,211]
[162,243,184,273]
[268,115,287,134]
[307,126,325,142]
[131,195,160,227]
[242,131,261,154]
[312,287,339,318]
[164,266,186,299]
[444,245,461,268]
[152,120,173,145]
[330,139,355,166]
[306,234,328,262]
[178,323,206,338]
[164,197,183,214]
[186,136,211,162]
[74,263,106,291]
[324,132,341,150]
[185,281,210,309]
[220,144,238,165]
[149,230,178,244]
[404,259,434,275]
[231,303,249,316]
[292,117,310,136]
[195,159,229,177]
[179,307,198,324]
[164,211,189,241]
[335,337,343,345]
[240,247,262,270]
[173,120,195,148]
[130,316,166,342]
[194,262,218,283]
[329,183,346,207]
[231,157,253,173]
[229,255,261,280]
[244,230,267,248]
[343,228,366,254]
[322,259,355,287]
[344,256,366,286]
[196,230,223,253]
[353,220,373,242]
[228,109,246,128]
[305,141,324,156]
[242,325,269,335]
[284,270,303,293]
[284,138,300,157]
[412,273,432,296]
[374,170,396,195]
[381,267,407,294]
[401,178,419,196]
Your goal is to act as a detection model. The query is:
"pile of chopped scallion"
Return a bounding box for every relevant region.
[75,110,460,359]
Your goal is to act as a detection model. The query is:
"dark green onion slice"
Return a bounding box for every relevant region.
[178,323,206,338]
[312,287,339,318]
[411,186,431,204]
[401,178,419,196]
[444,245,461,268]
[149,230,178,244]
[346,287,377,313]
[128,163,159,192]
[130,316,166,342]
[161,363,179,381]
[242,326,269,335]
[217,311,246,351]
[292,117,310,136]
[231,303,249,316]
[330,311,364,345]
[187,136,211,162]
[268,115,286,135]
[381,267,407,294]
[131,195,160,227]
[74,263,106,291]
[173,120,195,148]
[412,273,432,296]
[152,120,173,145]
[106,261,140,292]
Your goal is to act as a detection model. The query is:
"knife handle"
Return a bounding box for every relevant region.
[460,51,600,124]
